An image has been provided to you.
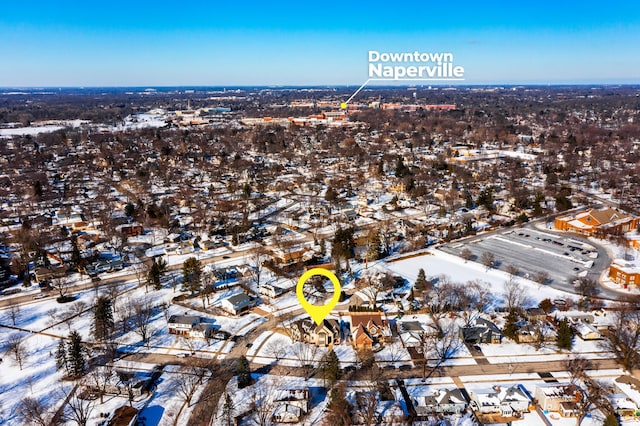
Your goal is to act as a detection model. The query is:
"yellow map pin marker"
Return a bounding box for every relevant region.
[340,102,347,110]
[296,268,342,326]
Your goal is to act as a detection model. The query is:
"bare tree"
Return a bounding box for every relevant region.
[481,251,496,270]
[132,299,154,346]
[564,356,591,385]
[62,386,94,426]
[250,246,269,289]
[264,337,288,361]
[534,271,550,285]
[599,300,640,371]
[506,264,520,278]
[132,261,149,292]
[249,379,279,426]
[8,304,21,326]
[356,272,395,309]
[174,368,206,407]
[353,388,380,426]
[8,333,27,370]
[17,397,50,426]
[503,279,529,312]
[460,247,473,262]
[292,342,319,380]
[88,366,113,404]
[528,319,552,351]
[419,321,463,381]
[51,275,70,299]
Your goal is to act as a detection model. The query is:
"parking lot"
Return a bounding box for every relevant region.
[440,225,617,298]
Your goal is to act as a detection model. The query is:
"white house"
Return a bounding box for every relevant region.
[221,293,256,315]
[470,384,531,417]
[413,387,467,415]
[167,315,213,339]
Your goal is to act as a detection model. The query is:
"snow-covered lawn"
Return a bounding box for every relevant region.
[384,249,579,307]
[479,339,611,364]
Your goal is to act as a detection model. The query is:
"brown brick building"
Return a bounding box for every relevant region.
[609,260,640,287]
[554,208,638,237]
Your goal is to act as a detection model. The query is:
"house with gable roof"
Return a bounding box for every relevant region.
[349,311,392,349]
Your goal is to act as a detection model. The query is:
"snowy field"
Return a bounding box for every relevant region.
[383,249,575,307]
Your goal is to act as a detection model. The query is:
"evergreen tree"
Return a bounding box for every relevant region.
[182,257,202,294]
[148,257,162,290]
[556,318,574,350]
[325,185,338,202]
[67,330,86,378]
[319,239,326,258]
[70,236,83,271]
[366,230,383,261]
[92,296,114,342]
[503,310,520,342]
[326,385,352,426]
[332,227,355,260]
[236,355,251,388]
[222,393,235,426]
[55,339,68,374]
[415,268,428,292]
[603,413,620,426]
[124,202,135,217]
[322,349,340,384]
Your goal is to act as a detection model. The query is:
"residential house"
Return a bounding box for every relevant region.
[614,375,640,415]
[469,385,531,417]
[398,320,438,348]
[607,394,638,418]
[413,387,467,416]
[290,318,342,347]
[459,318,503,344]
[121,225,144,237]
[572,320,601,340]
[271,386,310,423]
[221,293,256,315]
[168,315,213,338]
[534,384,580,416]
[259,283,288,298]
[84,367,153,397]
[350,311,392,349]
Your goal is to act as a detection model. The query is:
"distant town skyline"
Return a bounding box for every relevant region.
[2,1,640,87]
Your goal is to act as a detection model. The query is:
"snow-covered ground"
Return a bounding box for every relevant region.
[383,249,574,307]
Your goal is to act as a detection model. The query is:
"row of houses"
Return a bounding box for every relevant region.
[409,378,640,423]
[289,312,393,349]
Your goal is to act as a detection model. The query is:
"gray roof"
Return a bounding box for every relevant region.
[168,315,200,325]
[226,293,253,308]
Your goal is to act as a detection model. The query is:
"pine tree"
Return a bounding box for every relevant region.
[503,310,520,342]
[55,339,68,375]
[322,349,340,384]
[222,393,234,426]
[603,413,620,426]
[556,318,574,350]
[92,296,114,342]
[236,356,251,388]
[366,230,383,261]
[148,257,162,290]
[326,385,352,426]
[70,236,82,271]
[182,257,202,294]
[415,268,428,292]
[67,330,86,378]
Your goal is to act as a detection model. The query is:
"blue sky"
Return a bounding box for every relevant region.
[1,1,639,86]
